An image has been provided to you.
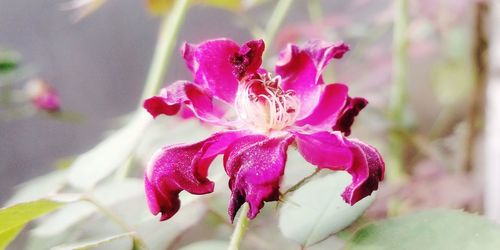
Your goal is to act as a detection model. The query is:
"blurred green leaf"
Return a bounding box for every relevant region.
[52,232,134,250]
[134,117,212,166]
[30,179,143,238]
[0,60,17,74]
[44,111,86,123]
[0,225,23,249]
[346,209,500,250]
[0,49,19,75]
[431,60,472,106]
[28,179,206,250]
[0,199,66,249]
[145,0,267,15]
[67,113,150,190]
[196,0,242,11]
[137,199,207,249]
[145,0,174,15]
[444,28,470,62]
[279,172,376,247]
[280,149,317,190]
[55,157,76,170]
[431,27,473,106]
[178,240,229,250]
[5,170,68,206]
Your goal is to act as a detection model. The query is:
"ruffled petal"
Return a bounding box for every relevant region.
[182,39,266,103]
[182,39,240,103]
[145,130,248,221]
[223,134,294,221]
[230,39,265,80]
[332,97,368,136]
[143,81,226,124]
[294,83,348,128]
[275,40,350,117]
[343,139,385,204]
[294,131,384,205]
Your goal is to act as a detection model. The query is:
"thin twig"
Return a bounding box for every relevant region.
[82,195,147,249]
[463,1,489,172]
[281,169,321,197]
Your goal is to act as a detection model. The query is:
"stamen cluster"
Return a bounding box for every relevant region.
[235,73,299,132]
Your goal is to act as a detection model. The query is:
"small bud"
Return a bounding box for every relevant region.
[25,78,61,112]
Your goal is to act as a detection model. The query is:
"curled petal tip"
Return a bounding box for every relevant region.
[145,131,248,220]
[225,135,293,220]
[143,96,181,118]
[295,131,384,206]
[333,97,368,136]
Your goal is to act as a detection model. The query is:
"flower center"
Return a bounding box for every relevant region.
[235,73,299,132]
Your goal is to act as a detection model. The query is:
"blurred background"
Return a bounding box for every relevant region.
[0,0,486,201]
[1,0,499,249]
[0,0,255,202]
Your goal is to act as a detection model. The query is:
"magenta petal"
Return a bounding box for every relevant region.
[295,83,348,128]
[145,131,248,221]
[230,39,265,80]
[182,39,240,103]
[143,96,181,118]
[294,131,353,170]
[294,131,384,205]
[342,139,385,204]
[332,97,368,136]
[145,172,180,220]
[143,81,225,124]
[223,134,294,221]
[275,40,350,117]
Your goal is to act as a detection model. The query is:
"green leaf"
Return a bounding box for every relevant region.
[178,240,229,250]
[0,60,17,74]
[145,0,174,15]
[195,0,268,12]
[134,117,212,165]
[52,233,134,250]
[196,0,242,11]
[0,49,19,74]
[68,113,150,189]
[6,170,68,206]
[0,224,24,249]
[279,172,376,247]
[137,200,207,249]
[430,60,472,105]
[0,199,66,249]
[346,209,500,250]
[30,179,143,237]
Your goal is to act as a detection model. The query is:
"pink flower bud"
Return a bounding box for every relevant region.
[25,78,60,112]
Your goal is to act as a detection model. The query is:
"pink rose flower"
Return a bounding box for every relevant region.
[143,38,385,221]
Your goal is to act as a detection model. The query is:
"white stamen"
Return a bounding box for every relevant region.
[235,73,299,132]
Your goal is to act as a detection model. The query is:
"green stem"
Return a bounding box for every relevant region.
[140,0,191,104]
[388,0,409,182]
[282,169,320,197]
[263,0,294,59]
[228,203,250,250]
[307,0,322,24]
